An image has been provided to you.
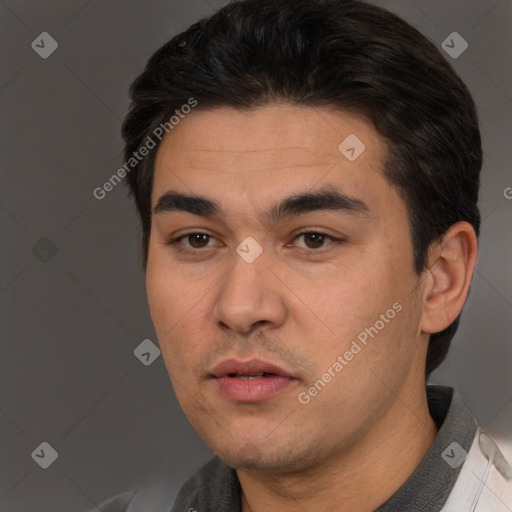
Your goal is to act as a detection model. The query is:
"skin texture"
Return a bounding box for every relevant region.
[146,103,478,512]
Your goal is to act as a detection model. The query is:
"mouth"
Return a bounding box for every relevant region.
[211,358,293,379]
[210,358,297,402]
[226,372,276,380]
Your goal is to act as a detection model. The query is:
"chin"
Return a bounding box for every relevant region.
[215,438,316,474]
[217,441,269,470]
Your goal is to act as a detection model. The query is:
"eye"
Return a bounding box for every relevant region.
[292,231,340,251]
[168,232,218,250]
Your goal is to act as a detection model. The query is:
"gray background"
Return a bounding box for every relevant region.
[1,0,511,510]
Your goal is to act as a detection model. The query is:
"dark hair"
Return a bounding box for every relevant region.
[121,0,482,377]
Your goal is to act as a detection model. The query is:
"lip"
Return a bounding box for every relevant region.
[211,358,293,378]
[210,358,296,403]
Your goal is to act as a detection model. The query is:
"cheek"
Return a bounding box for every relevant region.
[146,245,204,328]
[146,264,189,367]
[146,243,225,390]
[146,268,179,331]
[292,262,391,337]
[292,256,416,375]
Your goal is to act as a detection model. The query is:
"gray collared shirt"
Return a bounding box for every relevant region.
[96,384,478,511]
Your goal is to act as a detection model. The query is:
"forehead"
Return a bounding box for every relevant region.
[152,103,395,218]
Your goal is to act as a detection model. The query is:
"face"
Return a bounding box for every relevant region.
[147,103,429,473]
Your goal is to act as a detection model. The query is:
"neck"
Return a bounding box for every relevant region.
[238,383,438,512]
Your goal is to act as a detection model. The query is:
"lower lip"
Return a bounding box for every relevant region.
[214,375,295,402]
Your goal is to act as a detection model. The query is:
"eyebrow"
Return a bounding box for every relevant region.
[153,185,371,223]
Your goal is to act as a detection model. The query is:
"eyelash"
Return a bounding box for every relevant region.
[166,230,342,254]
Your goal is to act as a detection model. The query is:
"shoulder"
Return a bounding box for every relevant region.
[92,456,240,512]
[441,428,512,511]
[90,490,136,512]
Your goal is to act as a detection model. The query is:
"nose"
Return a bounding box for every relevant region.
[212,246,287,335]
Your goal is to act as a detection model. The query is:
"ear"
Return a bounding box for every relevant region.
[420,221,479,334]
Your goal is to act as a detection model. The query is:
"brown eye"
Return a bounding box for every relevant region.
[168,232,216,251]
[294,231,338,250]
[302,233,327,249]
[186,233,211,249]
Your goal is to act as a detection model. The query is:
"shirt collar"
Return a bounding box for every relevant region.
[375,384,478,511]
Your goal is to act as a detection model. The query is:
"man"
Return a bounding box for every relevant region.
[95,0,512,510]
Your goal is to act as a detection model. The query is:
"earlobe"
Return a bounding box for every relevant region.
[420,222,478,335]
